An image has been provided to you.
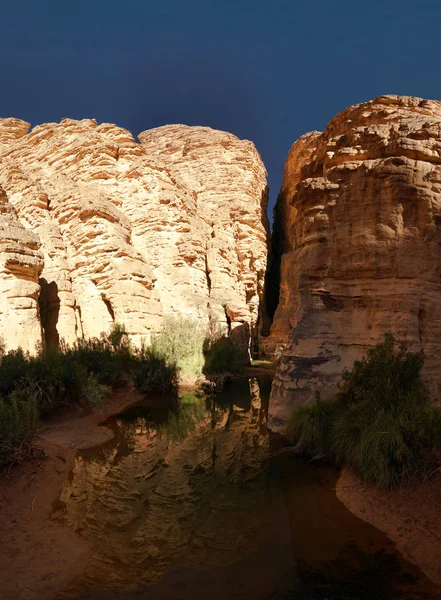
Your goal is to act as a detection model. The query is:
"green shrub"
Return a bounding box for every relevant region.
[79,372,111,409]
[0,341,121,417]
[0,348,29,399]
[288,334,441,489]
[68,337,127,388]
[151,316,205,375]
[0,394,39,467]
[203,336,245,374]
[132,347,178,394]
[0,322,179,466]
[107,322,130,351]
[149,316,249,376]
[339,332,425,408]
[289,392,341,459]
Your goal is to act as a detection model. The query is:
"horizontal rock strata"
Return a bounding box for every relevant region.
[0,185,43,352]
[267,95,441,431]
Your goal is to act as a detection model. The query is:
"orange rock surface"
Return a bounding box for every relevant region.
[0,119,268,350]
[267,95,441,430]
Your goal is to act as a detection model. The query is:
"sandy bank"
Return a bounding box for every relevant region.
[336,468,441,586]
[0,386,143,600]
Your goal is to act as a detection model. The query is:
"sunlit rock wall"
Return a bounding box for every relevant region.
[0,185,43,351]
[139,125,269,341]
[0,118,268,350]
[267,95,441,431]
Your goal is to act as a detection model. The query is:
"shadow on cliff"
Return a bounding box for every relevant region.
[38,278,60,348]
[202,323,250,378]
[260,186,284,339]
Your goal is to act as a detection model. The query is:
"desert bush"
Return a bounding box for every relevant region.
[0,322,179,466]
[0,342,118,417]
[68,337,127,388]
[150,316,248,376]
[203,335,245,374]
[107,321,130,351]
[132,346,179,394]
[289,392,341,459]
[0,393,39,467]
[151,316,205,375]
[288,334,441,489]
[79,372,111,409]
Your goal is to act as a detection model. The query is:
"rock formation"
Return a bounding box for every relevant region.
[267,95,441,431]
[0,119,268,351]
[0,185,43,352]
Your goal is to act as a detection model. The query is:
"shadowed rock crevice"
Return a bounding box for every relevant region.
[102,296,115,322]
[261,196,284,333]
[38,278,60,347]
[205,252,212,295]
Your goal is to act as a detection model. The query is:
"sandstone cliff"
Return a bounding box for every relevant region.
[0,185,43,351]
[267,95,441,431]
[0,119,268,351]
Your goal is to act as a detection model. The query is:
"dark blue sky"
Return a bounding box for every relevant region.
[2,0,441,215]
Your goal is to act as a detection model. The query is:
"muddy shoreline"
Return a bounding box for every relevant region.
[336,468,441,586]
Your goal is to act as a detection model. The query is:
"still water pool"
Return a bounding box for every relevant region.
[54,375,440,599]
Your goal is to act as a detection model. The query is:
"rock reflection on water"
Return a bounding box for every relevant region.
[56,378,272,593]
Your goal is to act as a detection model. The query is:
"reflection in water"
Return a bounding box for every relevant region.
[55,376,440,599]
[56,378,271,595]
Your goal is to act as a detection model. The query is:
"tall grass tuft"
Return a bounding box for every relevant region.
[289,392,341,460]
[288,334,441,489]
[0,394,39,466]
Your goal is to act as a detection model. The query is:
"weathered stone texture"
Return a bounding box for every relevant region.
[139,125,269,338]
[0,185,43,351]
[268,95,441,431]
[0,119,268,351]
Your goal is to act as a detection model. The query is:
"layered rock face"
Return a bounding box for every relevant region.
[0,119,268,350]
[0,185,43,352]
[139,126,269,335]
[267,95,441,431]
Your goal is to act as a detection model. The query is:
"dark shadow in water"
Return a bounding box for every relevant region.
[53,376,441,600]
[293,545,419,600]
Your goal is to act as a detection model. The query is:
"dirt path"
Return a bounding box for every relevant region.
[0,387,142,600]
[336,468,441,586]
